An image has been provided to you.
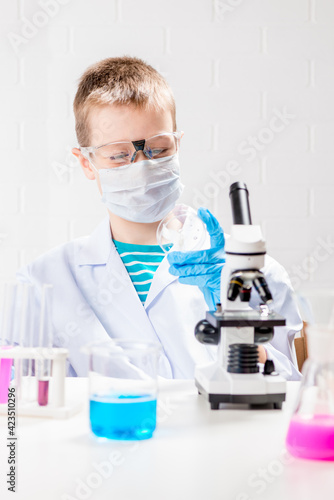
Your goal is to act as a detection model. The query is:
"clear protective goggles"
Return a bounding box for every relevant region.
[80,131,182,169]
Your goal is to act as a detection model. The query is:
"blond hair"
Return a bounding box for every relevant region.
[73,56,176,146]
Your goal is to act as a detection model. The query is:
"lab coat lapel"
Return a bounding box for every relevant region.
[104,244,161,340]
[144,255,178,309]
[75,217,161,344]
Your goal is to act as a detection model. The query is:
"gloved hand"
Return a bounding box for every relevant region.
[167,207,225,310]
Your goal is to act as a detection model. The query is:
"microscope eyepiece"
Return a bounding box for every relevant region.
[229,182,252,225]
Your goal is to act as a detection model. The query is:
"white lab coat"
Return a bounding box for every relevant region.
[16,217,302,380]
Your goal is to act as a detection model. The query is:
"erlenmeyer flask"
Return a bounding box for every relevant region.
[286,290,334,460]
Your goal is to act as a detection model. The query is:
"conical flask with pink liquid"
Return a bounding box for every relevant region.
[286,290,334,460]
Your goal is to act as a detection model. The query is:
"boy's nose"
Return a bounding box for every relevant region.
[133,150,147,163]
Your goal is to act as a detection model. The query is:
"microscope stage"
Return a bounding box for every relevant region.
[206,310,286,328]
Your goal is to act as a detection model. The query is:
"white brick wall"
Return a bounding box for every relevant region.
[1,0,334,290]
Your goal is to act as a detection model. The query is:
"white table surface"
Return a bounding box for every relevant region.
[0,379,333,500]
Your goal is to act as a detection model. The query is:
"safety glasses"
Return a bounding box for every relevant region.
[80,132,182,168]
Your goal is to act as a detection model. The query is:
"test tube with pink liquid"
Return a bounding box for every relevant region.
[36,285,53,407]
[0,283,16,404]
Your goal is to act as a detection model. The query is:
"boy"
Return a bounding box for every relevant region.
[17,57,302,379]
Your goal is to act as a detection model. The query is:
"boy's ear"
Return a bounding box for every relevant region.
[72,148,96,180]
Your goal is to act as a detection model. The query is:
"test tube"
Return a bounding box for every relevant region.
[37,285,53,407]
[0,283,15,404]
[16,283,35,402]
[26,284,36,401]
[0,352,13,404]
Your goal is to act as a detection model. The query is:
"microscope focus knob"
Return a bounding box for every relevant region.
[264,359,276,375]
[195,320,220,345]
[254,326,274,344]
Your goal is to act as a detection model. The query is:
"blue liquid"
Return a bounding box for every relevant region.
[90,394,157,440]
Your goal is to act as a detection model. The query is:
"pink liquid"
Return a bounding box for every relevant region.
[0,347,13,404]
[38,379,49,406]
[286,414,334,461]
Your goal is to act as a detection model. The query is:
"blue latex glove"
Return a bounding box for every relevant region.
[167,207,225,310]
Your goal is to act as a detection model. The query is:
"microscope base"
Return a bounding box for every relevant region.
[195,380,286,410]
[194,362,287,410]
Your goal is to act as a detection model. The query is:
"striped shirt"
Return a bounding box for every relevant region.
[113,239,172,305]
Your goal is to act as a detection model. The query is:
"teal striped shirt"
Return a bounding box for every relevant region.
[113,239,171,305]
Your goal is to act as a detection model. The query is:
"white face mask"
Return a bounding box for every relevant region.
[92,154,184,223]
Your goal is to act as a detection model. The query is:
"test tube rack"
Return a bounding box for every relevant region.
[0,346,83,419]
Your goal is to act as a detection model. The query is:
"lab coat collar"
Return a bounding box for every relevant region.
[76,215,178,307]
[77,217,112,265]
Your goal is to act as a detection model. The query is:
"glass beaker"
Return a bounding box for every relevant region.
[286,290,334,460]
[156,203,207,253]
[83,340,161,441]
